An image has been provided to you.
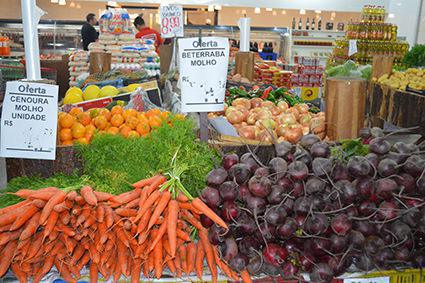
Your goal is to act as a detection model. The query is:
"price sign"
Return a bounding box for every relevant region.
[344,277,389,283]
[349,39,358,56]
[178,37,230,112]
[160,5,184,38]
[0,81,58,160]
[301,87,320,101]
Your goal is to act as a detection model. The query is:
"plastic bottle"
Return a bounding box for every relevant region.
[0,35,11,56]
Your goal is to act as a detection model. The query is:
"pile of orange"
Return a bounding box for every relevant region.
[57,106,183,146]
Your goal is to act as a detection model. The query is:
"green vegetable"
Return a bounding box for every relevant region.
[331,138,369,162]
[402,44,425,68]
[77,118,217,196]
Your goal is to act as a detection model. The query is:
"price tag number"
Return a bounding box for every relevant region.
[161,16,180,36]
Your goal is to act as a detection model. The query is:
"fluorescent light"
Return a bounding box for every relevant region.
[208,5,214,12]
[254,7,260,14]
[388,13,395,18]
[76,3,81,8]
[315,10,321,14]
[300,9,306,15]
[266,8,273,12]
[214,5,222,10]
[69,2,75,7]
[241,9,246,14]
[281,10,286,15]
[331,12,336,17]
[272,11,277,16]
[58,0,66,5]
[51,0,58,3]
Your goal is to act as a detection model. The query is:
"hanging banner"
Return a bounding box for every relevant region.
[160,4,184,38]
[178,37,229,112]
[0,81,58,160]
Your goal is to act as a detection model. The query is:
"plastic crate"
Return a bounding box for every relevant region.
[83,78,125,90]
[357,269,425,283]
[259,52,278,61]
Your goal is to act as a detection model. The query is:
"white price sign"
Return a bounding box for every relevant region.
[160,5,184,38]
[349,39,358,56]
[178,37,230,113]
[344,277,390,283]
[0,81,58,160]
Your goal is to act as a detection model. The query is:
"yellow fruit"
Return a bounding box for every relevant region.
[83,85,101,101]
[64,92,84,105]
[99,86,119,98]
[71,122,86,139]
[126,84,141,93]
[66,87,83,97]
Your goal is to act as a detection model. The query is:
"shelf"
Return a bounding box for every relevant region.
[292,36,341,40]
[292,45,334,48]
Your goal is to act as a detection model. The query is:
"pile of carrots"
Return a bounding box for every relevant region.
[0,174,252,283]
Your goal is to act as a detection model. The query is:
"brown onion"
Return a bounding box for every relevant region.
[286,107,300,120]
[299,113,312,125]
[238,126,256,140]
[235,105,249,121]
[295,103,309,114]
[285,125,303,144]
[271,106,282,116]
[257,109,273,120]
[226,110,245,124]
[277,101,289,112]
[232,98,251,110]
[310,116,325,134]
[278,113,297,125]
[261,100,275,109]
[255,128,273,143]
[225,106,237,116]
[256,118,276,130]
[250,98,263,108]
[276,124,288,137]
[246,112,257,125]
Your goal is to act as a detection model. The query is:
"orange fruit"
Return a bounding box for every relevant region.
[69,107,83,116]
[77,112,91,126]
[58,112,66,120]
[71,122,86,139]
[128,130,140,138]
[76,137,89,144]
[160,111,170,121]
[111,105,123,115]
[99,109,111,121]
[122,109,137,120]
[61,140,74,146]
[126,116,139,130]
[137,112,147,121]
[86,124,96,135]
[94,115,108,130]
[107,127,119,135]
[146,108,161,118]
[119,125,132,137]
[136,122,151,136]
[174,114,185,121]
[59,128,73,141]
[148,115,162,128]
[89,108,100,119]
[111,114,124,127]
[85,133,93,143]
[59,113,75,129]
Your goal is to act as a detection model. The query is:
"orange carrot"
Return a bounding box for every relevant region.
[75,195,85,206]
[134,190,161,222]
[149,218,168,253]
[165,255,176,274]
[53,202,70,213]
[29,190,60,201]
[8,204,38,231]
[89,262,98,283]
[174,250,182,277]
[0,200,30,216]
[0,240,18,277]
[96,205,105,223]
[132,174,161,188]
[167,199,179,257]
[0,224,12,232]
[33,255,55,283]
[104,205,114,228]
[199,228,217,280]
[130,258,143,283]
[180,210,202,230]
[125,197,140,209]
[152,229,163,279]
[0,229,21,245]
[179,244,188,275]
[55,258,77,283]
[83,215,96,228]
[55,222,76,237]
[19,212,41,241]
[136,207,151,235]
[240,269,253,283]
[80,186,97,206]
[176,228,191,242]
[32,199,46,208]
[26,233,43,259]
[66,190,78,201]
[70,244,85,264]
[39,191,66,225]
[97,221,108,244]
[176,192,189,202]
[163,237,172,256]
[192,198,228,229]
[178,202,202,214]
[186,242,197,274]
[142,257,149,278]
[147,191,171,231]
[110,189,141,206]
[117,240,128,275]
[11,263,27,283]
[93,191,113,202]
[77,251,91,271]
[61,211,71,225]
[43,210,59,238]
[115,208,138,217]
[145,175,167,195]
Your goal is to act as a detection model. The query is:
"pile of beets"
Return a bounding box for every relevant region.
[201,130,425,282]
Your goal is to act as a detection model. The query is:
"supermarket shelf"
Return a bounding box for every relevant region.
[292,36,339,40]
[292,45,334,48]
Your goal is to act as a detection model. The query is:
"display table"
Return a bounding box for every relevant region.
[367,82,425,135]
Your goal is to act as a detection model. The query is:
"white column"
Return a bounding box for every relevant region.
[416,0,425,44]
[386,0,422,46]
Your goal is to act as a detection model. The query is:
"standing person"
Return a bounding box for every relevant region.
[81,13,99,51]
[134,15,163,52]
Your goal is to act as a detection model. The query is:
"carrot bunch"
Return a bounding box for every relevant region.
[0,173,250,283]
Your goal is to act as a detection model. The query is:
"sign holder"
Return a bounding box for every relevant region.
[196,29,209,143]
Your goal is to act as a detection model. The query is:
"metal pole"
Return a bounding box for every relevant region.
[21,0,44,80]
